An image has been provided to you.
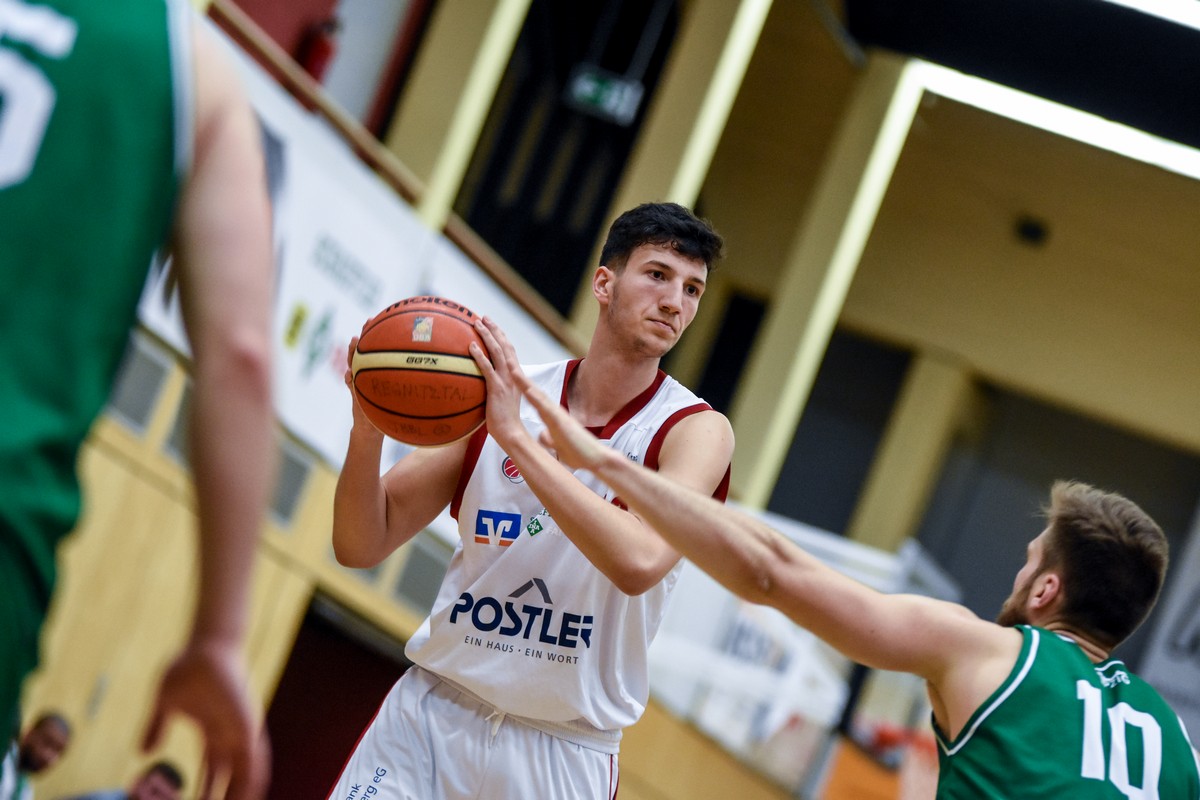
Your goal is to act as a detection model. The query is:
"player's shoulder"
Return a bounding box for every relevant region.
[665,405,733,440]
[927,602,1023,661]
[522,359,570,382]
[654,406,734,484]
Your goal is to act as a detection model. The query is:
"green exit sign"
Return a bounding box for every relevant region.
[564,64,644,127]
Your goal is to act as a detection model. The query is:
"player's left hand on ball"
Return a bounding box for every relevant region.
[471,317,528,442]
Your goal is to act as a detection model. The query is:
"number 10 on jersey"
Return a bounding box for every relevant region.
[1077,680,1162,799]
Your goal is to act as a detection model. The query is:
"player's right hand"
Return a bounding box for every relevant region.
[343,336,359,388]
[344,336,380,434]
[142,639,270,800]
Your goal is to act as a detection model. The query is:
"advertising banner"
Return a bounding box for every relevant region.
[138,26,569,468]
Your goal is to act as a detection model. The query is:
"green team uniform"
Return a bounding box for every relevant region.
[0,0,192,725]
[935,625,1200,798]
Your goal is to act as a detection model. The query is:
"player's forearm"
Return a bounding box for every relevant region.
[332,426,396,567]
[589,449,798,602]
[187,339,274,644]
[590,452,961,674]
[504,433,677,594]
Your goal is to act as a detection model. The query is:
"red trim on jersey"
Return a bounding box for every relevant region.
[563,359,668,439]
[610,403,731,507]
[560,358,583,406]
[450,425,489,521]
[712,463,732,503]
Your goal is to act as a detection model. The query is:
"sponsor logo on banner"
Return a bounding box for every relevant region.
[284,303,308,348]
[451,578,594,658]
[475,509,521,546]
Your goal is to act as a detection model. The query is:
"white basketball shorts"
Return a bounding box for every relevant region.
[326,667,620,800]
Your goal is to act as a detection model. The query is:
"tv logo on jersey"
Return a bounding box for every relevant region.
[475,510,521,546]
[449,578,593,649]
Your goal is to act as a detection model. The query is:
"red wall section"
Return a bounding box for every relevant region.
[227,0,339,59]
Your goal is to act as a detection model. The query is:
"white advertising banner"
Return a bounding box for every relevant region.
[138,26,570,468]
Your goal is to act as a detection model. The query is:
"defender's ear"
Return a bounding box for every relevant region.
[1029,571,1063,611]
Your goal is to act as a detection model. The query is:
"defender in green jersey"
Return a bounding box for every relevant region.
[523,390,1200,799]
[934,624,1199,798]
[0,1,274,795]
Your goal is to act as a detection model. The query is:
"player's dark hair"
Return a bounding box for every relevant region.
[599,202,724,273]
[147,759,185,790]
[1040,480,1168,649]
[32,711,70,737]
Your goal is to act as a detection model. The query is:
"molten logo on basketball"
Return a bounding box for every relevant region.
[502,456,523,483]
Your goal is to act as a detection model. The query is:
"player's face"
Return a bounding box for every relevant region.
[19,720,68,772]
[130,772,181,800]
[996,528,1049,627]
[603,243,707,358]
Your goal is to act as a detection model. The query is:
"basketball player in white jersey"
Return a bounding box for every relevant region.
[328,202,733,800]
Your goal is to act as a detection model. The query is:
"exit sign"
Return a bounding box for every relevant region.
[564,64,644,127]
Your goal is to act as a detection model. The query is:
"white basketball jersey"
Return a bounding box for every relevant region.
[404,359,728,737]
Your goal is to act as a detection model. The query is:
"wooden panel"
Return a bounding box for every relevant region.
[820,737,901,800]
[24,446,204,798]
[620,701,793,800]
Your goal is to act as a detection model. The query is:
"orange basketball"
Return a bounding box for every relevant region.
[351,296,487,447]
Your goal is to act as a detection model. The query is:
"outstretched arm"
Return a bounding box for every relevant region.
[522,379,1020,734]
[144,20,274,800]
[471,318,734,595]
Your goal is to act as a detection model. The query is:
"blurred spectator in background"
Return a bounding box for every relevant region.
[1,711,71,800]
[56,759,184,800]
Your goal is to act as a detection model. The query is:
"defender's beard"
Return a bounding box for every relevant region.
[995,581,1033,628]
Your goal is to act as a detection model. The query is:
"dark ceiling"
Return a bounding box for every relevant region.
[842,0,1200,150]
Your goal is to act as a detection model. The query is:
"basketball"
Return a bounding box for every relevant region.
[351,296,487,447]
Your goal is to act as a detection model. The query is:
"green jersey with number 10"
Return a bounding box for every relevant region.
[934,625,1200,799]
